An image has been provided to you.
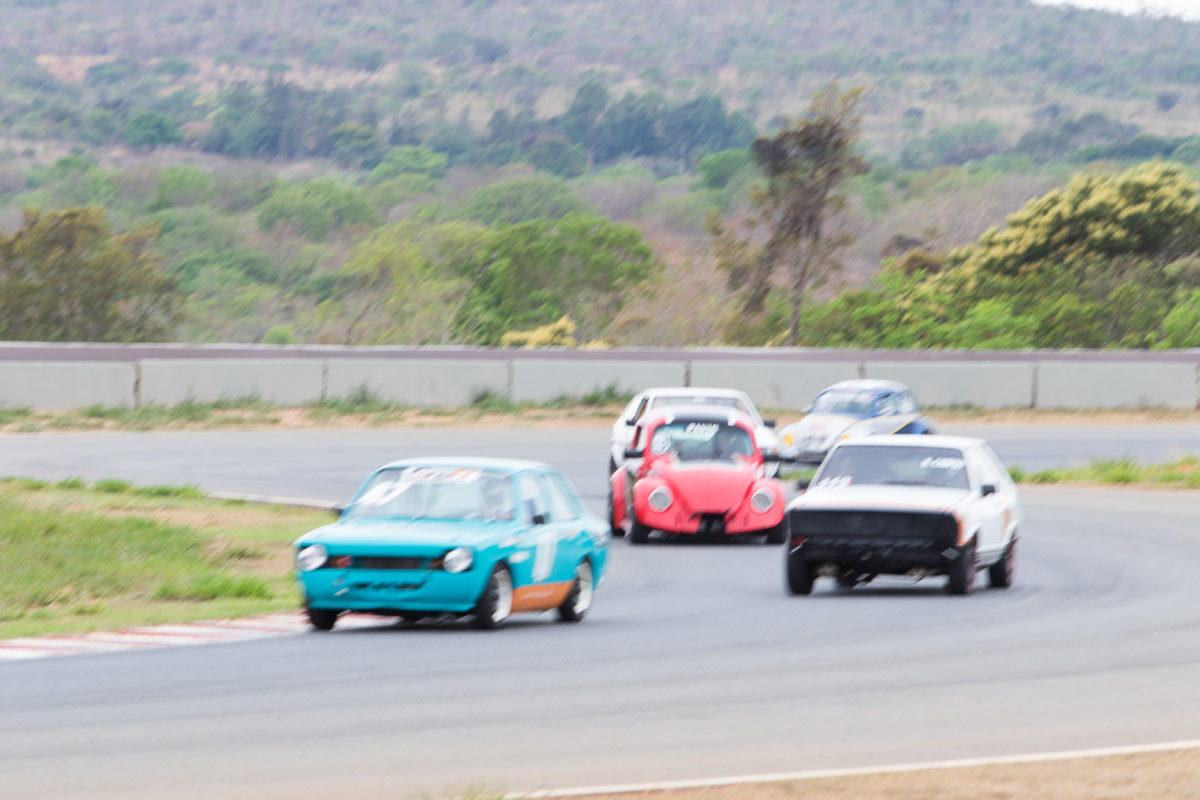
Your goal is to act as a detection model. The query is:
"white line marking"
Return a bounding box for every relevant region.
[0,612,397,661]
[511,739,1200,798]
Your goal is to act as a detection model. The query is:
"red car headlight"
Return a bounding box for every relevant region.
[751,487,775,513]
[648,486,673,512]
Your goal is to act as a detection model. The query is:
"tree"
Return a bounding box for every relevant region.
[453,214,658,345]
[257,179,378,241]
[709,84,869,345]
[329,122,382,167]
[459,175,592,225]
[321,221,482,345]
[124,111,181,150]
[0,207,182,342]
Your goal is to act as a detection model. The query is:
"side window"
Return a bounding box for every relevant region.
[538,473,580,521]
[979,444,1014,490]
[899,392,918,414]
[877,394,896,415]
[517,474,550,522]
[630,396,649,423]
[967,446,1005,492]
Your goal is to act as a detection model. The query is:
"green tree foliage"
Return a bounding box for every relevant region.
[257,179,378,241]
[696,149,752,190]
[709,84,868,345]
[0,207,182,342]
[1159,289,1200,347]
[796,161,1200,349]
[124,111,182,150]
[148,166,215,211]
[453,213,658,345]
[367,146,449,182]
[24,156,120,209]
[329,122,383,167]
[459,174,593,225]
[948,161,1200,278]
[322,221,483,345]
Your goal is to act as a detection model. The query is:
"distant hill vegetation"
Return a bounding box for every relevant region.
[1,0,1200,349]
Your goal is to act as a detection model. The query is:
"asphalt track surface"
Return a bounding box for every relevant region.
[2,425,1199,800]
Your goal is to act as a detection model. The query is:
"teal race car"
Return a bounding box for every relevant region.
[294,457,611,630]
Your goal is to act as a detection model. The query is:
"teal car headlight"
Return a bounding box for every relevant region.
[442,547,473,574]
[296,544,328,572]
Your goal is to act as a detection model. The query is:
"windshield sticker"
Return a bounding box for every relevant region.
[920,457,965,471]
[815,475,853,489]
[399,467,482,483]
[680,422,719,440]
[356,479,414,507]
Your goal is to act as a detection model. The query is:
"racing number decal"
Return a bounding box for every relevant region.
[532,529,557,582]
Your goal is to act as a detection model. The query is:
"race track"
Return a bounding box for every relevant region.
[1,425,1198,800]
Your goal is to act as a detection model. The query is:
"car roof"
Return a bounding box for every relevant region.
[819,379,911,396]
[832,434,983,450]
[640,386,752,400]
[376,456,553,473]
[642,404,754,427]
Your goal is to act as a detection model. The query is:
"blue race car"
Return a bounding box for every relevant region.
[294,457,610,630]
[778,379,936,465]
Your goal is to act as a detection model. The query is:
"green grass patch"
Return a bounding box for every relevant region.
[0,479,329,638]
[469,389,521,414]
[1010,455,1200,488]
[0,407,34,424]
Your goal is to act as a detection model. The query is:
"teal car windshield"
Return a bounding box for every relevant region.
[345,466,516,521]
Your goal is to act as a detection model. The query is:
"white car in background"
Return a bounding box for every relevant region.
[783,435,1021,596]
[609,387,780,476]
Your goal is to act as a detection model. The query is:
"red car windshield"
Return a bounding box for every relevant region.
[647,421,754,463]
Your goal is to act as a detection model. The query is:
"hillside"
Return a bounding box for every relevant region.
[1,0,1199,349]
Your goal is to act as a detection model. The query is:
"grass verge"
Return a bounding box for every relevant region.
[0,477,329,638]
[1008,455,1200,489]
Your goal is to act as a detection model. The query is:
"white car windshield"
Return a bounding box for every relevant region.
[811,390,879,416]
[649,421,754,463]
[815,445,969,490]
[651,395,753,418]
[346,467,516,521]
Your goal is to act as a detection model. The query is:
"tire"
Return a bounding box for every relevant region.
[947,537,977,596]
[763,520,787,545]
[630,516,651,544]
[558,560,595,623]
[786,553,814,595]
[607,488,624,538]
[472,564,513,629]
[306,606,339,631]
[988,535,1017,589]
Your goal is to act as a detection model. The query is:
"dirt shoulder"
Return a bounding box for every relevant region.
[568,748,1200,800]
[2,405,1199,435]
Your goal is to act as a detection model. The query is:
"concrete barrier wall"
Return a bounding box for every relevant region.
[1036,362,1198,410]
[0,351,1197,412]
[864,362,1037,409]
[139,360,324,406]
[510,360,686,403]
[689,360,861,409]
[0,362,134,411]
[327,359,509,408]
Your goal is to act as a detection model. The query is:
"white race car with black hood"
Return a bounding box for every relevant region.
[783,435,1021,596]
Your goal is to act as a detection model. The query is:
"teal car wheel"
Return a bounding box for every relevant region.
[306,606,339,631]
[558,560,594,623]
[473,564,513,629]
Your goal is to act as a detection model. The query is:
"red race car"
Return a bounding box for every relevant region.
[609,405,787,544]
